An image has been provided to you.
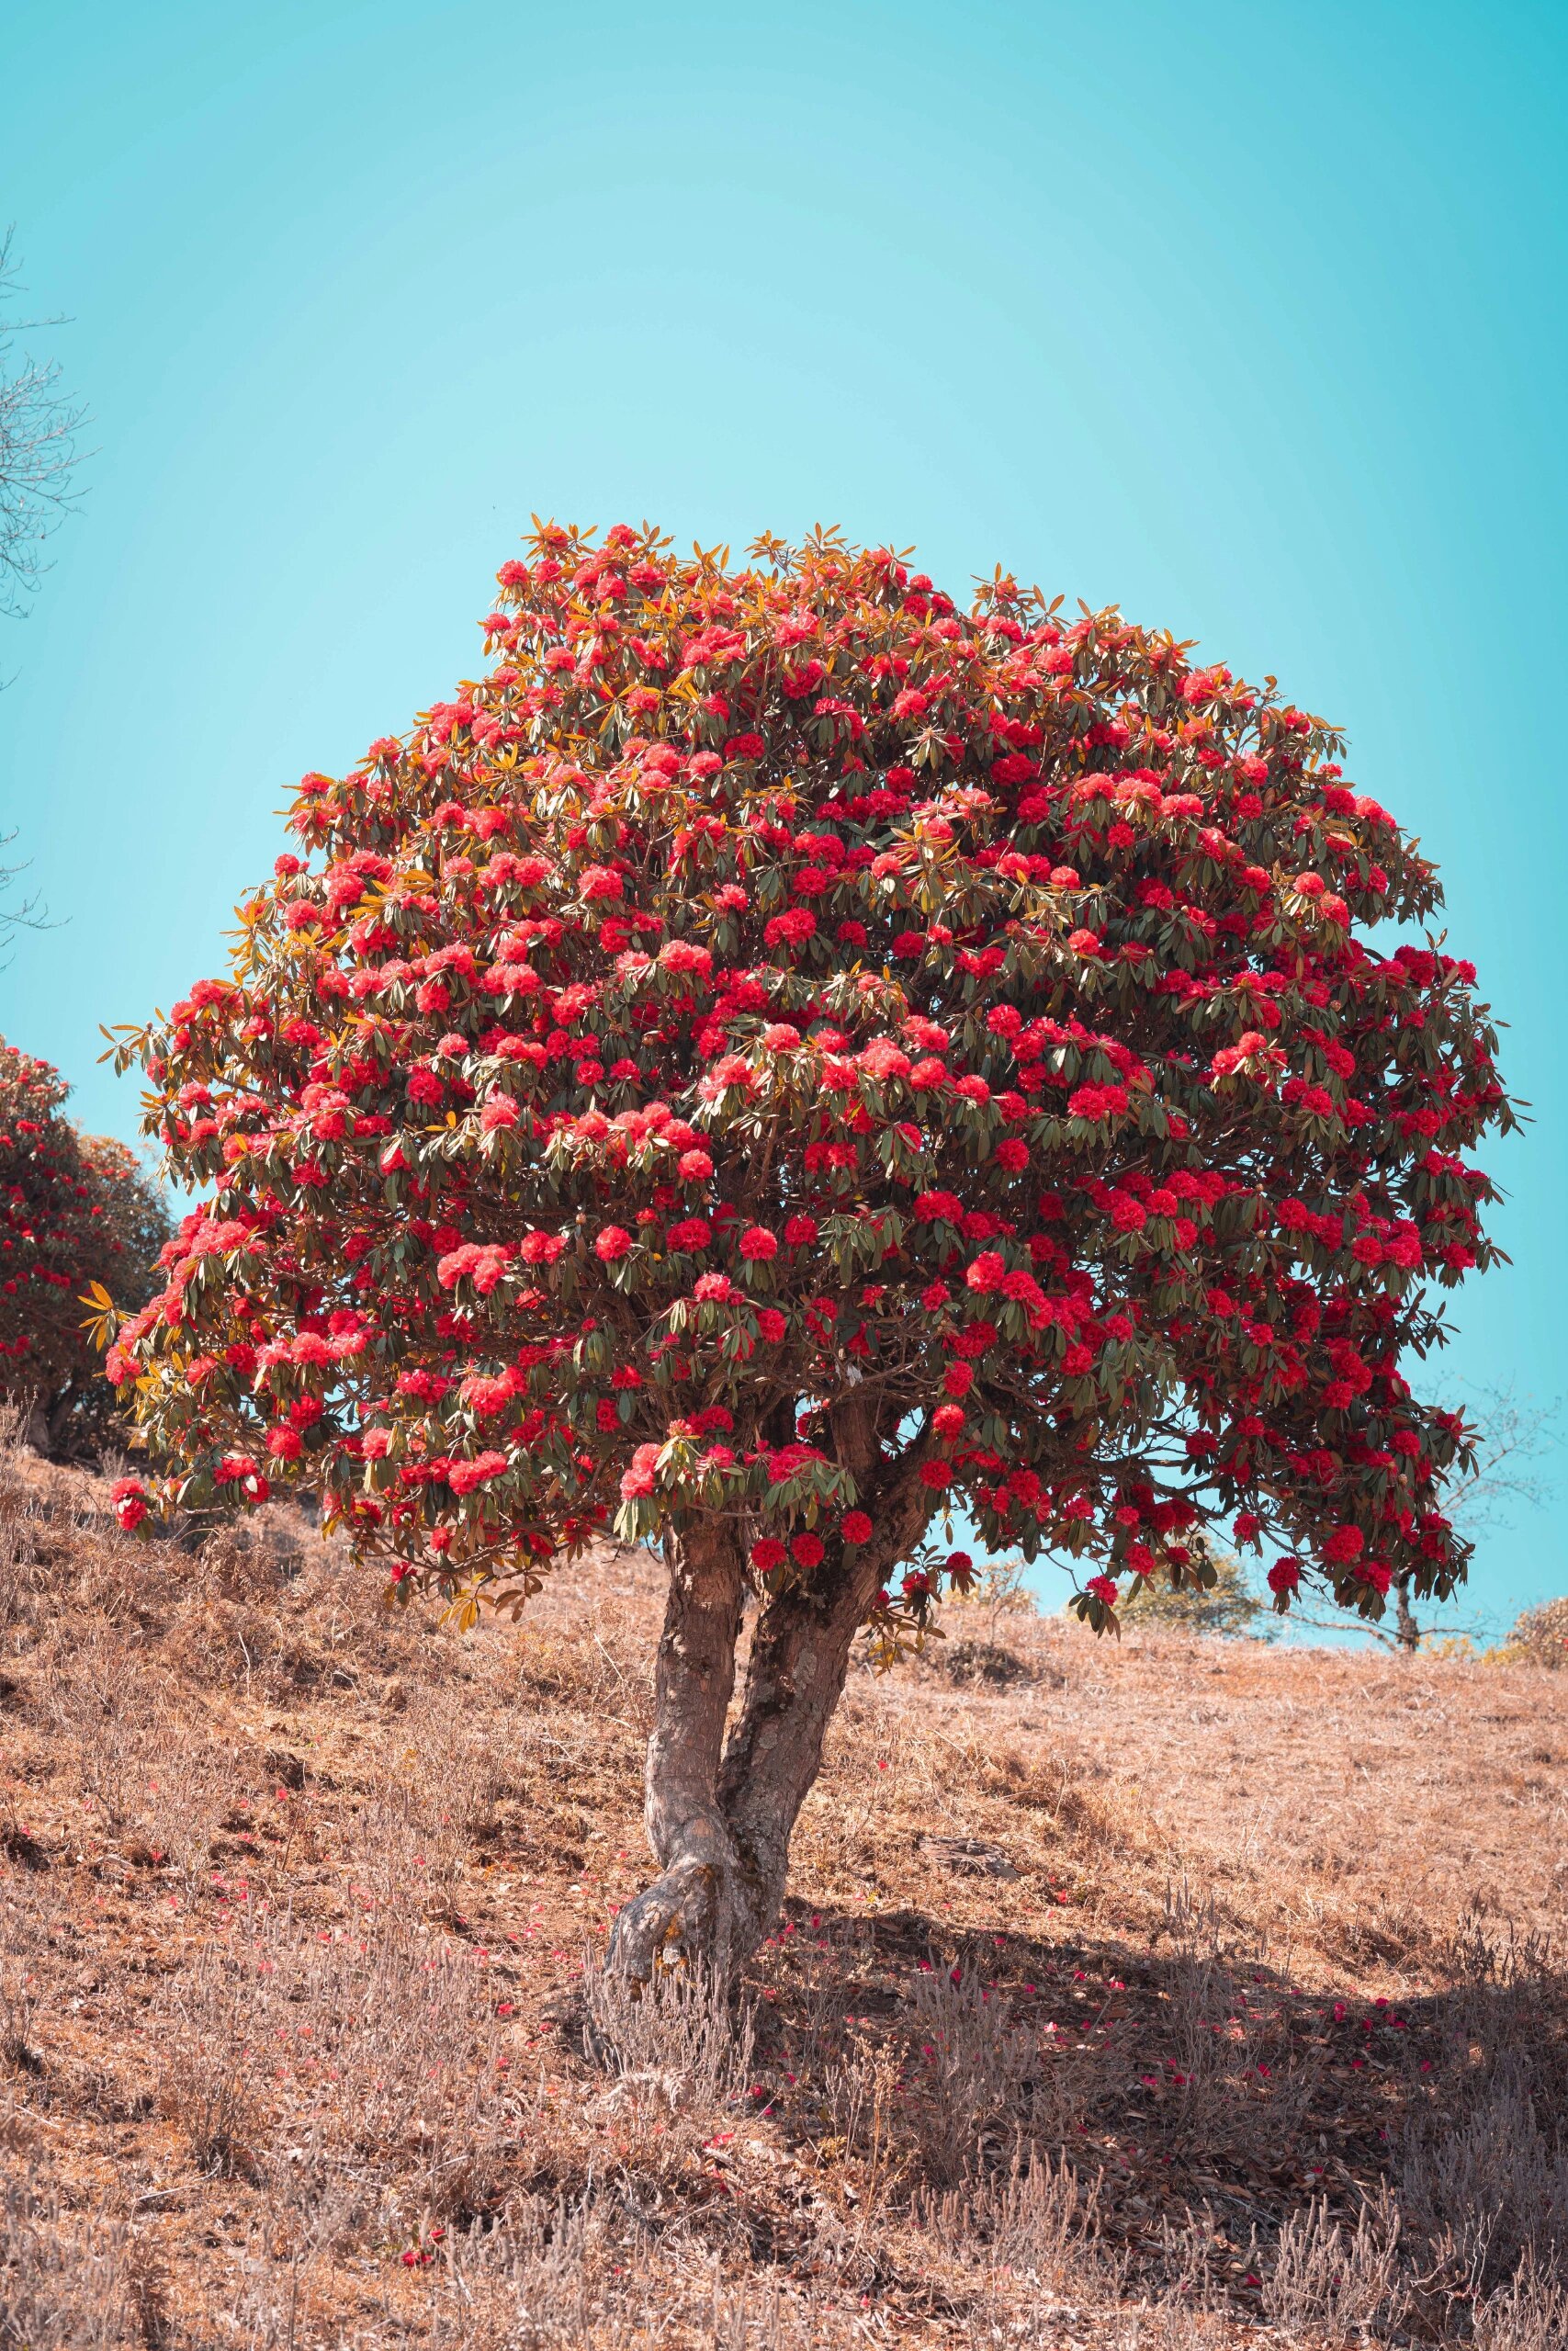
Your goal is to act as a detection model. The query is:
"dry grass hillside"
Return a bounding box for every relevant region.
[2,1431,1566,2349]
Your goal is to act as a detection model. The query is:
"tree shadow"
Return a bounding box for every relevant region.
[739,1892,1568,2308]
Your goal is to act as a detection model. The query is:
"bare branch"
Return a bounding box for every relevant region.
[0,828,43,929]
[1372,1385,1561,1653]
[0,227,86,620]
[1443,1383,1559,1537]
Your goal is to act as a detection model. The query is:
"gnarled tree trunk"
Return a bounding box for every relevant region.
[605,1515,750,1984]
[606,1430,934,1989]
[715,1564,880,1941]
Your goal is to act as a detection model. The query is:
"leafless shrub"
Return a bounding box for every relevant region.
[1472,2256,1568,2351]
[1400,2057,1568,2293]
[515,1612,651,1724]
[0,1433,193,1641]
[583,1950,755,2115]
[1434,1911,1559,2045]
[204,1511,310,1595]
[0,2181,135,2348]
[30,1635,233,1885]
[807,2026,906,2206]
[1260,2185,1408,2338]
[1396,1915,1568,2294]
[1147,2207,1233,2316]
[342,1672,560,1936]
[127,1722,236,1891]
[1316,1889,1435,1972]
[1154,1882,1320,2167]
[41,1632,151,1830]
[323,1956,513,2232]
[207,2268,312,2351]
[393,1678,530,1841]
[1066,2308,1222,2351]
[155,1943,269,2180]
[1109,2311,1220,2351]
[148,1912,521,2232]
[350,1750,474,1920]
[0,1961,38,2078]
[999,2150,1111,2274]
[918,2144,1109,2295]
[760,1915,876,2079]
[201,2179,361,2351]
[0,1432,48,1630]
[0,1871,55,2082]
[900,1963,1039,2183]
[442,2198,873,2351]
[438,2193,625,2348]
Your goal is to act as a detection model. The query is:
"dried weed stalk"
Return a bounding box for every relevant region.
[0,2181,137,2349]
[1259,2185,1408,2338]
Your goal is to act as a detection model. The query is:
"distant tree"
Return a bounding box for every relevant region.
[105,522,1513,1984]
[0,231,83,621]
[1387,1386,1556,1652]
[947,1549,1036,1640]
[1120,1529,1270,1637]
[0,1037,168,1456]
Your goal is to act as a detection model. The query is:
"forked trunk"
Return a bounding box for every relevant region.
[607,1427,933,1988]
[605,1521,886,1987]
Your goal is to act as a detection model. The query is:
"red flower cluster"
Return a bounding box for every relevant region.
[0,1035,169,1454]
[105,523,1510,1638]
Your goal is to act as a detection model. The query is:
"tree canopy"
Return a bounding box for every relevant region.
[107,523,1510,1640]
[1,1035,168,1454]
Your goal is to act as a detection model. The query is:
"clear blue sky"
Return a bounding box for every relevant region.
[4,0,1563,1636]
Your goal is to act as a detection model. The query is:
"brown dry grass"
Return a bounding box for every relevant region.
[2,1430,1566,2348]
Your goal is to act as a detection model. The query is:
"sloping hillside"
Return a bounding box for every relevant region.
[2,1434,1564,2347]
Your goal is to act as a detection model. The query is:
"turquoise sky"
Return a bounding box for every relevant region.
[4,0,1563,1637]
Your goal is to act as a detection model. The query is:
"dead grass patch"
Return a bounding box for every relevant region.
[2,1437,1566,2344]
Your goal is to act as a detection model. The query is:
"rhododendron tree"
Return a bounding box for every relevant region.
[106,522,1512,1981]
[0,1036,169,1454]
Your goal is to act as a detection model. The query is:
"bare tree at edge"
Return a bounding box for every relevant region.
[0,229,84,616]
[1391,1386,1557,1652]
[0,228,85,947]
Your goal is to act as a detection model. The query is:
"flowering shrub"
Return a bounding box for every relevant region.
[0,1036,170,1453]
[105,522,1512,1970]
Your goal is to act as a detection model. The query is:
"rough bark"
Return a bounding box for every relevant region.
[716,1449,933,1952]
[1393,1574,1420,1655]
[715,1566,876,1938]
[604,1514,748,1984]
